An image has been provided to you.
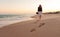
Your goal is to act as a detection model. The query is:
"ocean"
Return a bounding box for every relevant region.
[0,14,35,28]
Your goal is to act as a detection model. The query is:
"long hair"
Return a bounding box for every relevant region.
[39,5,42,8]
[38,4,42,11]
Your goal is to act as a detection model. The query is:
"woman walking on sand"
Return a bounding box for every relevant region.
[37,4,45,27]
[36,4,42,22]
[38,4,42,20]
[30,4,45,32]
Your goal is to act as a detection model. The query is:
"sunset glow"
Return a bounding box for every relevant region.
[0,0,60,14]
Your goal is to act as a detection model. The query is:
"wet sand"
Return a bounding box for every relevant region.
[0,14,60,37]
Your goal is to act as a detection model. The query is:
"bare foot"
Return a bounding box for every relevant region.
[30,28,36,32]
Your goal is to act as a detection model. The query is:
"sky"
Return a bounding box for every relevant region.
[0,0,60,14]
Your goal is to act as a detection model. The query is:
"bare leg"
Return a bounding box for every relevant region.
[38,15,41,22]
[38,15,45,27]
[34,15,41,23]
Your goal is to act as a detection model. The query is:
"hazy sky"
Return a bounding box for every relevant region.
[0,0,60,14]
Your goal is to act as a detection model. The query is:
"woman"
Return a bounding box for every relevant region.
[38,4,42,20]
[36,4,42,22]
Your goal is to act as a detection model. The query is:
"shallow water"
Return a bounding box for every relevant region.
[0,14,35,28]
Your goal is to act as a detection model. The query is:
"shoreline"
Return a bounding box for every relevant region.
[0,17,34,28]
[0,14,60,28]
[0,14,60,37]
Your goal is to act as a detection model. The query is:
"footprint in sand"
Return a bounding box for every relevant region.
[30,23,45,32]
[30,28,36,32]
[38,23,45,27]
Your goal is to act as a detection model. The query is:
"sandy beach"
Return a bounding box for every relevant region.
[0,14,60,37]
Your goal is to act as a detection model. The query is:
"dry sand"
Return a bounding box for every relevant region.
[0,14,60,37]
